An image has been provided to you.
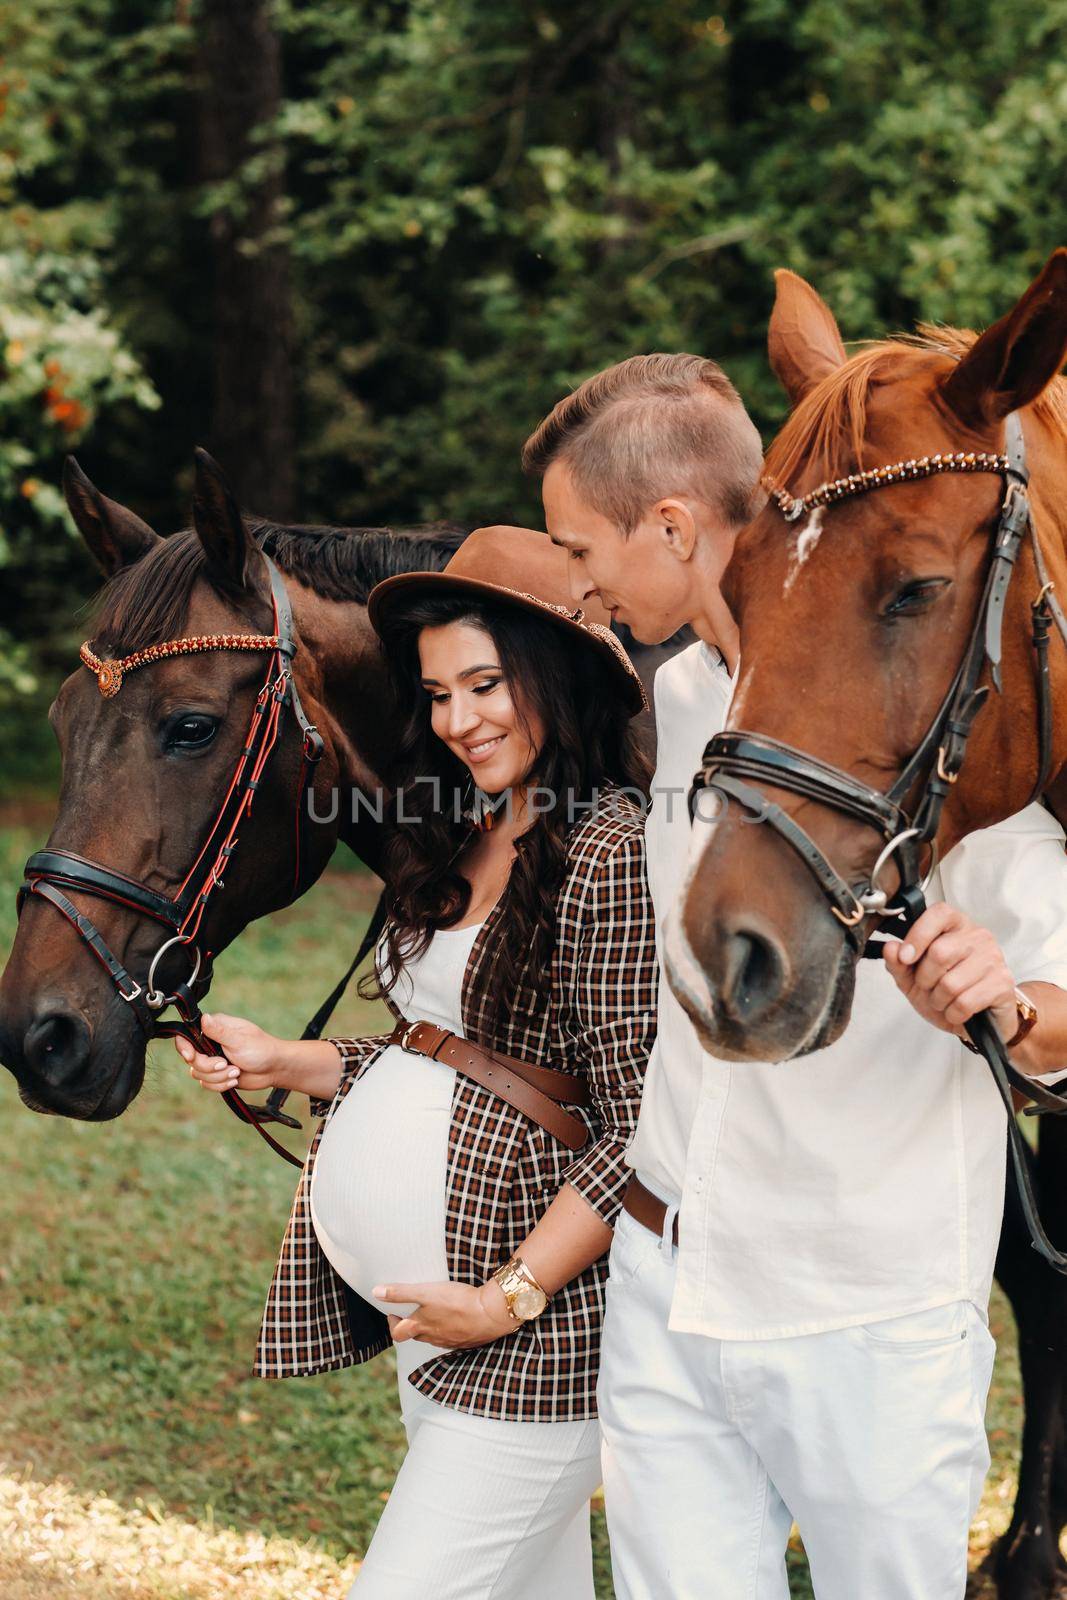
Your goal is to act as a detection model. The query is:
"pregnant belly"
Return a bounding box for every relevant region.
[310,1045,453,1317]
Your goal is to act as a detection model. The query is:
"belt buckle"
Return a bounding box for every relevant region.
[397,1020,423,1052]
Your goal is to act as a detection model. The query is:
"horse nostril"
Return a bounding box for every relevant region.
[23,1009,92,1091]
[721,927,786,1023]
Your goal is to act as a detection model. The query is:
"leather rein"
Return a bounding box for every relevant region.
[689,411,1067,1271]
[17,549,379,1170]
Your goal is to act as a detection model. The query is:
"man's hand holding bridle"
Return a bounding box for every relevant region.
[883,903,1020,1047]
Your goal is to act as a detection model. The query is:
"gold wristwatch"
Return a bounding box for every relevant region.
[1005,987,1040,1049]
[964,986,1039,1053]
[492,1255,550,1323]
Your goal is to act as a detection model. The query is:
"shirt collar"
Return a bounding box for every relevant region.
[698,638,740,686]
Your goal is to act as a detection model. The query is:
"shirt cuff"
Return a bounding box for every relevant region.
[308,1037,369,1118]
[1017,967,1067,995]
[562,1137,632,1227]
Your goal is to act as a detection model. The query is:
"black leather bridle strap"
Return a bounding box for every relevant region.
[25,880,157,1028]
[19,849,183,928]
[17,548,337,1167]
[699,732,906,837]
[690,410,1067,1270]
[1030,587,1055,804]
[698,772,872,946]
[262,554,326,901]
[984,411,1031,688]
[155,1005,306,1167]
[156,553,324,933]
[19,655,283,972]
[689,414,1045,928]
[973,1014,1067,1272]
[869,897,1067,1273]
[1026,516,1067,807]
[1030,518,1067,652]
[885,414,1029,832]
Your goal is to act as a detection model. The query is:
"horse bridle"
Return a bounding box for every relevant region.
[689,411,1067,1271]
[16,551,336,1168]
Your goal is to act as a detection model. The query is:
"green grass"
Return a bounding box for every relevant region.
[0,821,1034,1595]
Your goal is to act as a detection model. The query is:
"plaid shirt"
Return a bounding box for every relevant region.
[253,791,657,1421]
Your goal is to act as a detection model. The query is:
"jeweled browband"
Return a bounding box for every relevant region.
[764,448,1011,523]
[80,633,281,698]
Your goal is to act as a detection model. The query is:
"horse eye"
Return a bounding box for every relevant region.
[883,578,950,619]
[165,713,220,752]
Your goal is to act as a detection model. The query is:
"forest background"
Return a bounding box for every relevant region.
[0,8,1064,1592]
[2,0,1066,789]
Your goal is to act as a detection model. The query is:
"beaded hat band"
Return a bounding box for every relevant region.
[80,634,281,699]
[764,449,1011,524]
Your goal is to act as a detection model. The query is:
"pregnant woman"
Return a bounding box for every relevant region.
[174,526,658,1597]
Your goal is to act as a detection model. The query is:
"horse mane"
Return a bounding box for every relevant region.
[86,519,473,654]
[764,325,1067,489]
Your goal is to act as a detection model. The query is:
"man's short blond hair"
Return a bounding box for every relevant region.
[522,352,763,533]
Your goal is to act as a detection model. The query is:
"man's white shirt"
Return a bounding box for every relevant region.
[627,639,1067,1340]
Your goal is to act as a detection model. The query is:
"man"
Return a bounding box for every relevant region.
[522,353,1067,1597]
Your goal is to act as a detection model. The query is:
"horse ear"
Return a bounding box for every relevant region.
[768,269,848,405]
[192,447,256,589]
[940,250,1067,431]
[63,458,161,576]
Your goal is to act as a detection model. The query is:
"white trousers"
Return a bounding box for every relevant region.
[350,1338,602,1599]
[598,1208,996,1600]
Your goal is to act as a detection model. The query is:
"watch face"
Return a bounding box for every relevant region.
[513,1284,547,1320]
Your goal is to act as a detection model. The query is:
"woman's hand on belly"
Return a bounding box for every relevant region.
[374,1278,517,1350]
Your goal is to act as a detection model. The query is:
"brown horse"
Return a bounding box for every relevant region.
[669,252,1067,1600]
[0,450,471,1122]
[0,457,669,1129]
[671,249,1067,1066]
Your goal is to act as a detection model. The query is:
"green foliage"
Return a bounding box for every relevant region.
[268,0,1067,524]
[0,0,171,716]
[0,251,160,524]
[2,0,1066,767]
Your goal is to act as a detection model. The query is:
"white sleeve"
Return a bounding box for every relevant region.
[939,803,1067,1083]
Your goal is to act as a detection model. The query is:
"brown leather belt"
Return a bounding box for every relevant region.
[386,1019,591,1151]
[623,1172,680,1246]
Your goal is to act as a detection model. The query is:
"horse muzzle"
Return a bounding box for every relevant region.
[665,813,858,1062]
[0,997,144,1120]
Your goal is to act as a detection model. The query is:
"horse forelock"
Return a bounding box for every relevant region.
[88,531,209,656]
[764,325,1067,494]
[87,519,473,655]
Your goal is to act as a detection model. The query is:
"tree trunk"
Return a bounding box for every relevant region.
[196,0,295,520]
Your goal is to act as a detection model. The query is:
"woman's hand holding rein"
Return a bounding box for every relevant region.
[172,1012,344,1103]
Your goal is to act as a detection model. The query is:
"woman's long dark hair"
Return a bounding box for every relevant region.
[362,594,651,1037]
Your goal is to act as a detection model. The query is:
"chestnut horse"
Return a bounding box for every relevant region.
[671,252,1067,1599]
[673,250,1067,1064]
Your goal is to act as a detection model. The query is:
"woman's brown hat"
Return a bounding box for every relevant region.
[367,525,648,715]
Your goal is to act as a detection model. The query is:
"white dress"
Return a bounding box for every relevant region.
[308,920,602,1600]
[309,921,479,1321]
